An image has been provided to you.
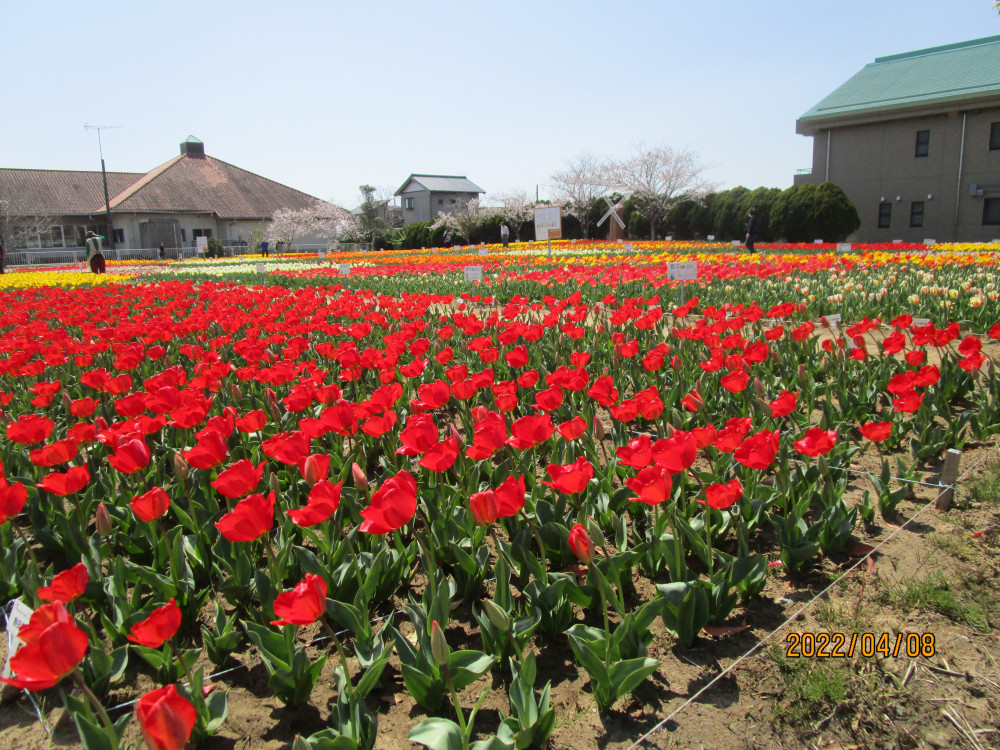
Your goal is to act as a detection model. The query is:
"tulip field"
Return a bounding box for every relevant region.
[1,241,999,750]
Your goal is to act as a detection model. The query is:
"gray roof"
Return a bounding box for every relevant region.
[394,174,484,196]
[798,35,1000,133]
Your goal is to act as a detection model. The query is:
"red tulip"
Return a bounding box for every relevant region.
[109,437,152,474]
[860,421,892,442]
[568,523,595,563]
[616,435,653,469]
[359,470,417,535]
[651,431,698,474]
[0,604,88,691]
[494,474,526,518]
[626,465,673,505]
[469,491,499,525]
[6,414,55,445]
[419,436,459,472]
[720,369,750,393]
[29,437,79,467]
[396,414,439,455]
[136,684,196,750]
[0,479,28,524]
[702,478,743,509]
[892,389,924,413]
[769,390,798,418]
[128,598,182,648]
[556,417,587,440]
[541,456,593,495]
[298,453,330,486]
[271,573,328,626]
[734,430,779,470]
[288,480,342,527]
[215,491,275,542]
[235,409,267,433]
[36,465,90,496]
[37,562,88,604]
[793,428,837,457]
[69,397,100,417]
[680,389,703,411]
[262,430,312,465]
[211,459,265,499]
[506,413,554,450]
[533,386,563,412]
[180,430,228,470]
[131,487,171,523]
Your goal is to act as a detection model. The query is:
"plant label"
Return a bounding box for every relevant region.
[464,266,483,282]
[813,239,824,244]
[825,313,842,329]
[339,264,350,276]
[255,263,265,274]
[624,244,634,252]
[836,243,851,252]
[731,240,742,247]
[478,248,488,257]
[318,251,325,259]
[667,262,697,281]
[707,235,715,241]
[664,235,673,241]
[3,599,33,679]
[913,318,931,327]
[923,239,937,245]
[454,245,461,252]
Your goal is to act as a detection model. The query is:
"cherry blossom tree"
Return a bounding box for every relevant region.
[492,190,534,241]
[430,198,495,244]
[549,154,612,239]
[268,200,348,251]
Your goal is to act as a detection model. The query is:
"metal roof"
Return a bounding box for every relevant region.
[394,174,484,196]
[0,168,141,216]
[798,35,1000,132]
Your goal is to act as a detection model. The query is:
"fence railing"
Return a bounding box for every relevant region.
[3,243,363,268]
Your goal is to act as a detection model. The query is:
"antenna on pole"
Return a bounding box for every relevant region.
[84,124,124,250]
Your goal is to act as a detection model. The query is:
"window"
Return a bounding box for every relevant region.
[193,228,212,239]
[450,198,457,204]
[984,198,1000,226]
[909,201,924,228]
[403,197,414,210]
[915,130,930,157]
[112,228,125,245]
[180,229,187,242]
[878,202,892,228]
[437,199,444,205]
[991,122,1000,151]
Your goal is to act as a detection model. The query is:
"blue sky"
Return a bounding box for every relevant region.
[1,1,997,207]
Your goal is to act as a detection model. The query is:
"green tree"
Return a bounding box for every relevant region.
[770,182,859,242]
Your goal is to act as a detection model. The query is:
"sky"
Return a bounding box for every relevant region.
[2,1,998,208]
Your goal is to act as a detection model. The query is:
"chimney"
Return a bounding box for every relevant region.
[180,135,205,157]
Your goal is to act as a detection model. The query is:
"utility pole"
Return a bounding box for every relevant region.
[84,124,123,250]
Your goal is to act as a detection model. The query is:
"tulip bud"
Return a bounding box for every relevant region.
[797,363,807,383]
[469,491,499,526]
[756,399,774,419]
[267,398,282,423]
[351,462,368,492]
[450,424,464,450]
[585,517,607,549]
[568,523,595,563]
[817,454,831,480]
[173,452,190,482]
[430,620,449,665]
[269,472,280,496]
[592,417,606,441]
[61,391,73,411]
[229,383,243,403]
[754,377,766,399]
[95,502,112,536]
[481,599,510,633]
[300,454,328,486]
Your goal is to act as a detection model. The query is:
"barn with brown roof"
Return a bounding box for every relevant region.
[0,136,322,250]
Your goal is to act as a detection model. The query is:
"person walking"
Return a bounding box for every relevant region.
[261,238,269,258]
[500,222,510,249]
[745,207,760,254]
[158,242,166,260]
[85,231,106,274]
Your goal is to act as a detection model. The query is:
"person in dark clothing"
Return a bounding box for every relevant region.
[159,242,166,260]
[261,239,269,257]
[0,237,4,274]
[745,207,760,253]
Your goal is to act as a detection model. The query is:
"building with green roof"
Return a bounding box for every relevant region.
[795,35,1000,242]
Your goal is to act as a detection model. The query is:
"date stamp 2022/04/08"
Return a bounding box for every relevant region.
[785,632,936,659]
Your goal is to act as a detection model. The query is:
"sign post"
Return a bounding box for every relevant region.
[667,261,697,305]
[533,206,562,259]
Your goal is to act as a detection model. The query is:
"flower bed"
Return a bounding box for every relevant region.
[0,248,998,749]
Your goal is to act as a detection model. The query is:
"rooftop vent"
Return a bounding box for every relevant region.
[180,136,205,157]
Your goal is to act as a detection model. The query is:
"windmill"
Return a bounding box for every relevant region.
[596,195,626,236]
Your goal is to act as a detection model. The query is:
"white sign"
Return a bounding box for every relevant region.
[463,265,483,282]
[664,236,673,241]
[813,239,824,244]
[707,235,715,241]
[478,248,488,257]
[923,239,937,245]
[731,240,742,247]
[825,313,842,329]
[339,264,350,276]
[624,244,634,252]
[836,243,852,252]
[256,263,265,274]
[454,245,461,252]
[533,206,562,241]
[3,599,33,679]
[318,250,326,259]
[196,236,208,254]
[913,318,931,327]
[667,262,698,281]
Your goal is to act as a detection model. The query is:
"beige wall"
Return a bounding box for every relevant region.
[801,105,1000,242]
